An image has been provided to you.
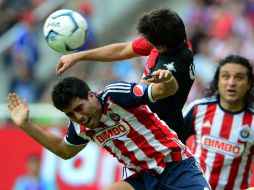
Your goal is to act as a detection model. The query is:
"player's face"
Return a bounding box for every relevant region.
[218,63,250,111]
[62,92,102,129]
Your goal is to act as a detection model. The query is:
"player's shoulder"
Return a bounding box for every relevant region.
[98,81,133,102]
[105,81,132,89]
[185,96,217,111]
[246,104,254,115]
[191,96,217,106]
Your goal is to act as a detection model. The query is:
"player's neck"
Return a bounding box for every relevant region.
[219,98,245,113]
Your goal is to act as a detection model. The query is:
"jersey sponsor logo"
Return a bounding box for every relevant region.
[94,123,130,146]
[239,125,250,142]
[201,135,244,156]
[133,84,144,97]
[163,62,176,72]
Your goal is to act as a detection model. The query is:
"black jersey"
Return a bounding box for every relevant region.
[143,43,195,143]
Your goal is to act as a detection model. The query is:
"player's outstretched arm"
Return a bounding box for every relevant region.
[148,69,179,100]
[56,42,138,75]
[7,93,85,159]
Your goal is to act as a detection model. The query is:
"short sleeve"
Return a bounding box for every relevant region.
[132,37,153,56]
[64,122,89,146]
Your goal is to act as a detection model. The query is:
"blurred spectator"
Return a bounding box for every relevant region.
[8,59,41,102]
[77,0,96,50]
[184,0,254,106]
[0,0,37,35]
[194,36,216,85]
[12,154,58,190]
[3,7,41,102]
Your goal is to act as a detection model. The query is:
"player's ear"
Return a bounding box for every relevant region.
[87,91,95,99]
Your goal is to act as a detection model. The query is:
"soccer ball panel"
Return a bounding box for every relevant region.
[43,9,88,53]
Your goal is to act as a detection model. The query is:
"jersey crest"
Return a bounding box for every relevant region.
[163,62,176,72]
[108,112,121,124]
[238,125,250,142]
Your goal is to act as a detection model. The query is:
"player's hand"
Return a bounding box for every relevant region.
[147,69,172,83]
[56,54,76,75]
[7,93,29,128]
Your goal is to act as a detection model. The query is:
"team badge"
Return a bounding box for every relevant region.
[239,125,250,142]
[163,62,176,72]
[133,84,144,97]
[109,112,121,123]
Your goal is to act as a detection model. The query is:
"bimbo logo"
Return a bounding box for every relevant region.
[202,135,244,156]
[94,123,130,146]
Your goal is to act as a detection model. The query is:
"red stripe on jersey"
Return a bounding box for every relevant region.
[225,156,242,190]
[241,146,254,189]
[126,106,192,162]
[103,144,139,174]
[126,107,175,162]
[240,112,254,189]
[123,118,166,166]
[113,138,151,171]
[199,104,216,173]
[209,113,233,189]
[225,112,252,189]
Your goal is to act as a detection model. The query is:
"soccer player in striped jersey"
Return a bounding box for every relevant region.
[56,8,195,144]
[7,69,210,190]
[183,55,254,190]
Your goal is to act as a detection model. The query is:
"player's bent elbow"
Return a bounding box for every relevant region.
[61,155,73,160]
[53,148,76,160]
[170,83,179,95]
[59,152,75,160]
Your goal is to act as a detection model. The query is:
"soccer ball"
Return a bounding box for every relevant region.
[43,9,88,53]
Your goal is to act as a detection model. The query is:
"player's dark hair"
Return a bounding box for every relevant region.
[136,8,186,49]
[51,77,90,110]
[205,55,254,105]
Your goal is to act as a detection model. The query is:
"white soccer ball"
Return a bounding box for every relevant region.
[43,9,88,53]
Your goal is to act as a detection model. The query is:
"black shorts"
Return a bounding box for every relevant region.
[124,157,211,190]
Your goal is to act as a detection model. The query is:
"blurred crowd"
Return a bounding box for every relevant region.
[184,0,254,103]
[1,0,254,106]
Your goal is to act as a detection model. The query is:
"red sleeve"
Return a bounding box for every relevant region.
[131,37,153,56]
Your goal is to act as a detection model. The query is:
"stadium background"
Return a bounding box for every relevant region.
[0,0,254,189]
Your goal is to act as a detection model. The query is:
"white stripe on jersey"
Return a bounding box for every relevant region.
[105,83,131,88]
[192,104,207,163]
[104,140,144,172]
[104,102,168,174]
[204,105,223,182]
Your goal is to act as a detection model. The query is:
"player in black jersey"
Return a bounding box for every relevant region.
[56,8,195,144]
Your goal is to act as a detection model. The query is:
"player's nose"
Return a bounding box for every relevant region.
[74,112,83,121]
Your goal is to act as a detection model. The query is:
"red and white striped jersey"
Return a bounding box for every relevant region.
[65,81,192,175]
[184,97,254,190]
